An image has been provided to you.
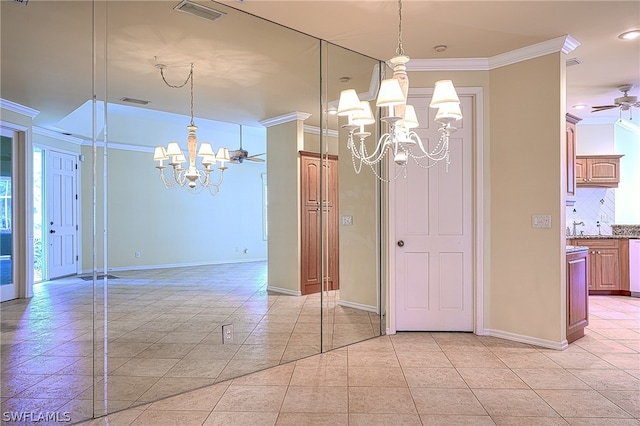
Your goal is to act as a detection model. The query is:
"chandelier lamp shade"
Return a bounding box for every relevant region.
[153,63,230,195]
[337,0,462,181]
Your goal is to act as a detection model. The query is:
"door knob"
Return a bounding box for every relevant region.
[50,229,56,234]
[397,240,404,247]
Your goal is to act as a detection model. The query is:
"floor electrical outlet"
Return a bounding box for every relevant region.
[222,324,234,344]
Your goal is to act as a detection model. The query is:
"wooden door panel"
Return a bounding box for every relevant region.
[300,152,339,295]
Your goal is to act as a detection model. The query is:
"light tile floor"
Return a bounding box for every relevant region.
[74,295,640,426]
[0,262,381,424]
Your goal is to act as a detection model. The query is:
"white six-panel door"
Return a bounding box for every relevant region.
[48,150,78,279]
[394,93,473,331]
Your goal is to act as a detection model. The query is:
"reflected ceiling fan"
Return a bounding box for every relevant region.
[229,126,265,164]
[591,84,640,118]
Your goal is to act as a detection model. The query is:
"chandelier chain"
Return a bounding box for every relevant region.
[396,0,404,56]
[160,63,195,126]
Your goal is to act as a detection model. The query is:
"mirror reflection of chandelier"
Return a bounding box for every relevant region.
[337,0,462,181]
[153,63,230,195]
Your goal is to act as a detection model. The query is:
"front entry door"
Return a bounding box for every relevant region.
[394,94,473,331]
[47,150,78,279]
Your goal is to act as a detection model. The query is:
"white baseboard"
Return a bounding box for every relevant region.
[81,258,267,275]
[266,286,301,296]
[338,299,378,314]
[485,328,568,351]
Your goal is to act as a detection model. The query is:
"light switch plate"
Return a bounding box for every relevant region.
[532,214,552,229]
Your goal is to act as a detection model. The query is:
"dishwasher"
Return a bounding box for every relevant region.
[631,239,640,297]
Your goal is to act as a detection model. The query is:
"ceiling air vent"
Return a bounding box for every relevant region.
[120,97,150,106]
[173,0,226,22]
[566,58,582,67]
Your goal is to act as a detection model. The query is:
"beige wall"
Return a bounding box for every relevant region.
[266,120,302,293]
[488,53,565,343]
[337,128,380,310]
[408,54,566,345]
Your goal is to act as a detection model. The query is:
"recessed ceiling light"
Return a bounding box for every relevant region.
[619,30,640,40]
[572,104,588,110]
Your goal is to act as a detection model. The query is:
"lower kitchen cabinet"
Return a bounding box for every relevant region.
[566,249,589,343]
[569,238,630,295]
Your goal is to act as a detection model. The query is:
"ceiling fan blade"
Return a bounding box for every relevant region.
[591,104,617,110]
[246,157,265,163]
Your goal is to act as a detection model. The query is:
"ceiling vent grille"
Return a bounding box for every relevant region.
[120,97,150,106]
[566,58,582,67]
[174,0,226,22]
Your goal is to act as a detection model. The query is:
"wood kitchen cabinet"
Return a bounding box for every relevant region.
[565,114,581,205]
[569,238,630,295]
[566,249,588,343]
[575,155,623,188]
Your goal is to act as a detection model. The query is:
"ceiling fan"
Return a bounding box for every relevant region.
[591,84,640,115]
[229,126,266,164]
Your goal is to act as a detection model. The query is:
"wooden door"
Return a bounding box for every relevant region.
[300,152,339,295]
[394,94,474,331]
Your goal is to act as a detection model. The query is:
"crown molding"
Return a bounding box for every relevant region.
[406,35,581,72]
[407,57,490,72]
[489,35,580,69]
[33,126,84,145]
[260,112,311,127]
[303,124,339,138]
[0,98,39,118]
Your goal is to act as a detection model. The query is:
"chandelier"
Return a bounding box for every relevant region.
[153,63,230,195]
[337,0,462,181]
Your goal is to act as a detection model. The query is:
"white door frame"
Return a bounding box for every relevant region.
[44,147,80,280]
[387,87,485,335]
[0,121,33,300]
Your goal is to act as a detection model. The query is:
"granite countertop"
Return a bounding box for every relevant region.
[566,245,589,253]
[568,234,629,239]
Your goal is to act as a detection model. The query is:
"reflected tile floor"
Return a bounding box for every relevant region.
[74,295,640,426]
[0,262,381,424]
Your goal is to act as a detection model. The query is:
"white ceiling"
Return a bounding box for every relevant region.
[1,0,639,144]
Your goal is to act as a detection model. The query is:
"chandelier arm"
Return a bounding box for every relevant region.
[357,133,392,166]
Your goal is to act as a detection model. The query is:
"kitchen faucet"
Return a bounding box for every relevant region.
[572,221,585,236]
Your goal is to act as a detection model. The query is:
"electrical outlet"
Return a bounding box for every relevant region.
[342,215,353,226]
[222,324,234,344]
[532,214,552,229]
[135,251,141,258]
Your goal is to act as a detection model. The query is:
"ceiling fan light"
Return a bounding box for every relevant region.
[619,30,640,40]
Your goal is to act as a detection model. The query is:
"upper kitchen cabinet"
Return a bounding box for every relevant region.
[575,155,624,188]
[565,114,581,205]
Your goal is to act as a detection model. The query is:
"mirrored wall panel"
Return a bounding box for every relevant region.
[0,0,383,422]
